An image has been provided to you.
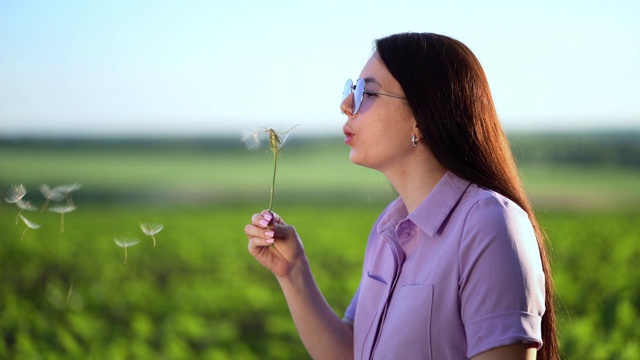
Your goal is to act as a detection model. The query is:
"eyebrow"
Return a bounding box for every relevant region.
[362,77,382,87]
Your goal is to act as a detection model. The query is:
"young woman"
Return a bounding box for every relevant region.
[245,32,559,360]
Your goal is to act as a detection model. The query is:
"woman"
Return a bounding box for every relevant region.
[245,32,559,359]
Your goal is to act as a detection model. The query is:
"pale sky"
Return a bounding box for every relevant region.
[1,0,639,137]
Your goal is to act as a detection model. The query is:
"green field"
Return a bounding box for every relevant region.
[1,135,639,359]
[0,138,398,206]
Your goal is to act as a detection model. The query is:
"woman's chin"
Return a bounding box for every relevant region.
[348,151,368,168]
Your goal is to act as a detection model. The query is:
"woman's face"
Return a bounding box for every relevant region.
[341,53,417,173]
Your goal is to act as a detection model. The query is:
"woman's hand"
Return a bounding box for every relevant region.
[245,210,355,358]
[244,210,306,278]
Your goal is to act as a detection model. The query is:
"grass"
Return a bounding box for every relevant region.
[0,202,376,359]
[1,203,639,359]
[520,164,640,208]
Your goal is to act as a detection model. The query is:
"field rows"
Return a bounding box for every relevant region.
[2,141,640,209]
[1,203,639,359]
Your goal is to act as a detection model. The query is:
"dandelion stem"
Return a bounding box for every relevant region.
[40,199,49,213]
[246,125,298,214]
[151,235,157,248]
[60,213,65,234]
[15,209,23,225]
[269,150,278,211]
[21,227,28,241]
[115,237,139,263]
[67,282,74,302]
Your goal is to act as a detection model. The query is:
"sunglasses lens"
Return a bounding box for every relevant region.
[342,79,353,101]
[353,78,365,114]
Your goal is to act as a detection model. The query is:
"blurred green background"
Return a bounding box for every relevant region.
[1,132,639,359]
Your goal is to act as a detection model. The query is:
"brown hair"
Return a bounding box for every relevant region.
[376,32,559,360]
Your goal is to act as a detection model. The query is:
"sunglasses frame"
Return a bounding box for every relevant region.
[342,78,407,115]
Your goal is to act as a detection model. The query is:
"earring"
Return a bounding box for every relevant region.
[411,134,419,147]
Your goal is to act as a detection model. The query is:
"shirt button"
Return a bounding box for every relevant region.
[395,220,414,241]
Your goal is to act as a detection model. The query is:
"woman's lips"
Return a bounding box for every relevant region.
[343,126,355,145]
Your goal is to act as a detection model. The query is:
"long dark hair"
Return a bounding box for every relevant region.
[376,32,559,360]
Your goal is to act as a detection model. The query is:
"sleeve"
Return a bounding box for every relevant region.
[343,285,361,322]
[458,195,546,358]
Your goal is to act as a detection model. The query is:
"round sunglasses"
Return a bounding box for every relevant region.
[342,78,407,115]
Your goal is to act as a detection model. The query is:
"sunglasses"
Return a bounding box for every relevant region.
[342,78,407,115]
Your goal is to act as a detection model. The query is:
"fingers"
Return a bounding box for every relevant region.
[246,211,278,247]
[251,210,285,228]
[244,220,272,236]
[260,210,285,225]
[250,211,270,225]
[245,223,275,246]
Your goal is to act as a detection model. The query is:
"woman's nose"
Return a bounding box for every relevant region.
[340,93,353,115]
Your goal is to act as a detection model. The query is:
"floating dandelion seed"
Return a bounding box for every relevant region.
[14,199,38,225]
[40,184,65,213]
[243,125,299,212]
[19,214,40,241]
[54,183,82,193]
[5,184,37,224]
[49,205,77,234]
[53,183,82,206]
[114,237,140,263]
[140,223,163,247]
[16,199,37,210]
[5,184,27,204]
[242,128,263,150]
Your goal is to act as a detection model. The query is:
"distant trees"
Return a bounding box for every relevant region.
[1,131,638,167]
[509,131,640,167]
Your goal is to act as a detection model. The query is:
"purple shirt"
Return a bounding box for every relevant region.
[344,171,545,359]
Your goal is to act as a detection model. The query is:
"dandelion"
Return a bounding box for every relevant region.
[14,199,38,225]
[140,223,163,247]
[49,205,77,234]
[5,184,37,224]
[40,184,65,213]
[5,184,27,204]
[53,183,82,206]
[243,125,299,212]
[114,237,140,263]
[19,214,40,241]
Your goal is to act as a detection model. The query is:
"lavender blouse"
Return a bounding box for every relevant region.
[344,171,545,359]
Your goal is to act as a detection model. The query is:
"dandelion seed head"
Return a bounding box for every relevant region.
[243,125,298,153]
[16,199,38,211]
[114,237,140,248]
[48,205,77,214]
[19,215,41,229]
[267,129,284,154]
[5,184,27,203]
[268,125,299,154]
[140,223,164,236]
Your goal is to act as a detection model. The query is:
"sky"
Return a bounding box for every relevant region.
[1,0,639,137]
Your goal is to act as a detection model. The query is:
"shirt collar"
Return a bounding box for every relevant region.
[375,171,471,237]
[408,171,471,237]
